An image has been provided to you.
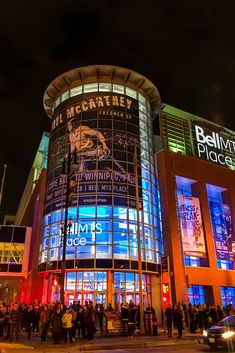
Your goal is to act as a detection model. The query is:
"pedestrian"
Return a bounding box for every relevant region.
[51,304,62,344]
[9,303,21,342]
[87,300,96,342]
[164,304,173,337]
[24,304,35,340]
[173,304,183,339]
[62,308,73,343]
[121,303,129,335]
[0,304,5,337]
[40,304,51,342]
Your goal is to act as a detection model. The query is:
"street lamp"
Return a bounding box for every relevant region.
[133,143,145,334]
[60,146,78,306]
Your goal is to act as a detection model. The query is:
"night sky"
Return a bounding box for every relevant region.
[1,0,235,222]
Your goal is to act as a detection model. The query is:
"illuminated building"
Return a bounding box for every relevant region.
[0,133,49,303]
[158,104,235,307]
[40,65,163,309]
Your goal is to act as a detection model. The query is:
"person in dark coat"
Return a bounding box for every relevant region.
[9,303,21,342]
[87,301,96,342]
[51,305,62,344]
[40,305,51,342]
[121,303,129,335]
[164,304,173,337]
[24,304,35,340]
[173,305,183,339]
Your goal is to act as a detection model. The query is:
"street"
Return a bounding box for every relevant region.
[0,342,232,353]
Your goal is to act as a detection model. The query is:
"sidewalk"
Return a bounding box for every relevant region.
[0,326,203,351]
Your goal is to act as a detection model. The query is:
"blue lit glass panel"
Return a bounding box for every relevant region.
[114,272,125,290]
[96,246,112,258]
[144,213,152,224]
[143,201,152,213]
[68,208,77,219]
[129,209,137,221]
[52,210,61,223]
[221,287,235,308]
[97,206,112,218]
[145,249,156,262]
[142,169,150,180]
[43,238,49,250]
[78,207,96,218]
[96,232,112,244]
[43,215,51,226]
[113,232,128,245]
[51,223,60,235]
[129,234,138,247]
[76,245,95,258]
[188,285,205,305]
[130,247,138,259]
[113,246,128,258]
[143,190,151,202]
[142,179,151,191]
[113,207,127,219]
[144,225,153,237]
[43,226,50,238]
[145,237,155,249]
[66,246,75,259]
[113,220,128,232]
[129,222,137,234]
[49,236,59,247]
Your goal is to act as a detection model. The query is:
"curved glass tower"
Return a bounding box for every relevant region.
[40,65,162,307]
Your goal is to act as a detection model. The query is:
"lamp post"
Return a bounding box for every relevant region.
[134,143,145,334]
[60,146,78,306]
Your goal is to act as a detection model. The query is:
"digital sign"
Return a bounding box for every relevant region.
[209,201,235,261]
[45,91,142,213]
[194,125,235,168]
[178,194,206,258]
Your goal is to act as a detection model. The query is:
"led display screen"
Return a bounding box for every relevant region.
[178,194,206,258]
[209,201,234,261]
[45,92,142,212]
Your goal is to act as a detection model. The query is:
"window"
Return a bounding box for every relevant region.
[188,285,205,305]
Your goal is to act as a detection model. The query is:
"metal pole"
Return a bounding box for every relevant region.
[60,147,71,306]
[134,144,145,334]
[0,164,7,208]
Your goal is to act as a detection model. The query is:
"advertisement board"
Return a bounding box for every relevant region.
[209,201,234,261]
[178,194,206,258]
[193,124,235,169]
[45,91,142,212]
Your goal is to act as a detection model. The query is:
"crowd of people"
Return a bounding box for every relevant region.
[163,302,235,339]
[0,300,234,343]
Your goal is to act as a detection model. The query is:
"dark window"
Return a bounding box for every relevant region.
[96,259,112,268]
[9,264,22,272]
[114,260,129,269]
[0,226,12,242]
[13,227,26,243]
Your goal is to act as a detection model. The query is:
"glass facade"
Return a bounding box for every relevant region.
[40,81,162,305]
[221,287,235,308]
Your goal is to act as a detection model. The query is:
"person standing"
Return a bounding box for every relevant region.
[62,308,73,343]
[87,301,96,342]
[40,305,51,342]
[164,304,173,337]
[9,303,21,342]
[24,304,35,340]
[51,305,62,344]
[173,304,183,339]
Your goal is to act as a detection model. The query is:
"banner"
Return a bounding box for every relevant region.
[45,91,142,211]
[209,201,234,261]
[178,194,206,258]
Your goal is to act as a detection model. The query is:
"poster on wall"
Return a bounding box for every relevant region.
[44,91,142,212]
[178,194,206,258]
[209,201,234,261]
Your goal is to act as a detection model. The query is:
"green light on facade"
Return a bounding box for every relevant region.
[168,140,186,155]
